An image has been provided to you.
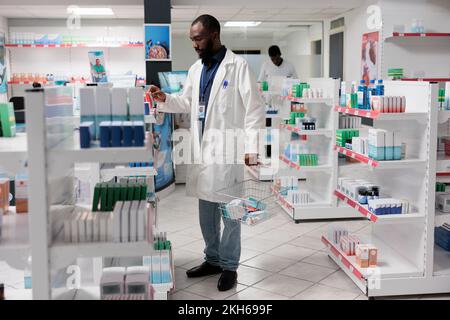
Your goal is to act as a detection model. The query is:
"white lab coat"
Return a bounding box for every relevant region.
[158,49,266,202]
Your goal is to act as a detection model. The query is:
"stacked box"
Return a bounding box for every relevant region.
[336,129,359,147]
[0,103,17,137]
[298,154,318,166]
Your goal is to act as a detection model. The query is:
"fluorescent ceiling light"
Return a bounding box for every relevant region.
[224,21,261,27]
[67,7,114,16]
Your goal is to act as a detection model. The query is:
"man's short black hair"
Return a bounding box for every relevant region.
[192,14,221,34]
[268,45,281,57]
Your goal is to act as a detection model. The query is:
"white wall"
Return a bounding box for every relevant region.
[0,15,8,103]
[8,19,145,81]
[380,0,450,78]
[333,0,450,81]
[332,0,380,82]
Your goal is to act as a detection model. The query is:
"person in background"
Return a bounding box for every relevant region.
[258,45,298,82]
[148,15,265,292]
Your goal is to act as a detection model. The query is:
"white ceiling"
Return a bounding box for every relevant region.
[0,1,363,20]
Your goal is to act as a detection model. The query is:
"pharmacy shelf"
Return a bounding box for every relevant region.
[0,133,28,174]
[322,234,423,280]
[433,245,450,276]
[48,135,153,165]
[334,106,427,121]
[245,165,274,181]
[334,190,424,223]
[279,124,332,136]
[435,210,450,226]
[8,80,88,85]
[50,241,155,270]
[0,211,30,268]
[401,78,450,82]
[273,188,331,211]
[335,146,426,168]
[279,155,332,172]
[390,32,450,37]
[438,110,450,124]
[282,96,333,104]
[100,166,157,181]
[436,152,450,172]
[5,43,144,48]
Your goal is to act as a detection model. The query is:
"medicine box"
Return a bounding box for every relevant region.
[356,244,370,268]
[113,201,123,243]
[100,267,126,300]
[111,88,128,121]
[368,129,385,161]
[128,88,145,121]
[14,176,28,213]
[0,103,16,137]
[79,88,97,136]
[393,131,402,160]
[437,193,450,213]
[125,266,150,298]
[121,201,131,242]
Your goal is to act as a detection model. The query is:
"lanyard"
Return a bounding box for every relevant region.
[199,61,220,102]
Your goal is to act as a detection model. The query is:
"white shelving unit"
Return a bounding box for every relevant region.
[24,87,171,300]
[0,132,30,275]
[274,78,359,222]
[324,80,450,297]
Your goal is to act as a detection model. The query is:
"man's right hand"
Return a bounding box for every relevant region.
[148,85,167,103]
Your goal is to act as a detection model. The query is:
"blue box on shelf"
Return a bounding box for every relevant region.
[80,121,94,149]
[133,121,145,147]
[123,121,133,147]
[111,121,123,147]
[99,121,112,148]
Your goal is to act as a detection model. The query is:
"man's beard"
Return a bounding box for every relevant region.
[197,39,215,65]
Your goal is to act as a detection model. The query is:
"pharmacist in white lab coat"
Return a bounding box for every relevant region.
[258,45,298,82]
[149,15,265,292]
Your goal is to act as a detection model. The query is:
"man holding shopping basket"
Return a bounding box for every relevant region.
[148,14,266,291]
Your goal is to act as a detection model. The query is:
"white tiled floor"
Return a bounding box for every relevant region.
[2,184,450,300]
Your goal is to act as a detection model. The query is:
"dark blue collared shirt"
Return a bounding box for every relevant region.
[199,45,227,133]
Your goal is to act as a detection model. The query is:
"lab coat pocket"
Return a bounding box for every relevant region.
[218,85,235,113]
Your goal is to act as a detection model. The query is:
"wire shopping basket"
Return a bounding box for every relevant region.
[216,179,285,226]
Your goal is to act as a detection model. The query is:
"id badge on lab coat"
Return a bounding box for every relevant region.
[198,101,206,143]
[198,102,206,121]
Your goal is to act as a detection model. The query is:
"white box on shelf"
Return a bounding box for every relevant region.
[77,212,88,243]
[111,88,128,121]
[121,201,131,243]
[137,201,146,242]
[130,201,139,242]
[113,201,123,243]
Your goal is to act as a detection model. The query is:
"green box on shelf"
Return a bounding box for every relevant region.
[261,81,269,91]
[0,103,17,137]
[336,129,359,147]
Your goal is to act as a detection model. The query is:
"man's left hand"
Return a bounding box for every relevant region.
[245,153,259,166]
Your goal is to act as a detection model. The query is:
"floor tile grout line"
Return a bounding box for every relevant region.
[249,277,316,299]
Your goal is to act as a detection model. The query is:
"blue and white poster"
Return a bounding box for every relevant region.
[0,33,7,94]
[145,24,171,61]
[152,113,175,191]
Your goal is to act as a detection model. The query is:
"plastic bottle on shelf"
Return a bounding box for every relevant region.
[357,80,367,109]
[376,79,384,96]
[340,81,346,107]
[24,255,32,289]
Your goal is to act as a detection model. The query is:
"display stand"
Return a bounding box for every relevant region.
[25,87,173,300]
[324,80,450,297]
[274,78,358,222]
[0,132,29,271]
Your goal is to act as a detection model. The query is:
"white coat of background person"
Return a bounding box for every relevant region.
[148,15,266,292]
[258,45,298,82]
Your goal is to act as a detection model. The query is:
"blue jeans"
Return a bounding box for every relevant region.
[199,199,241,271]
